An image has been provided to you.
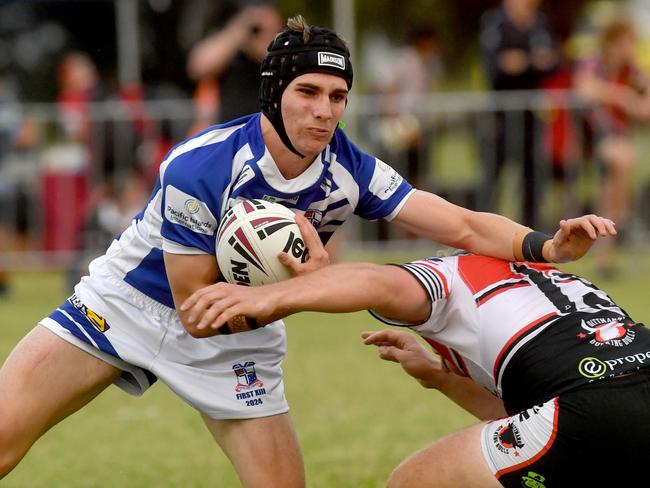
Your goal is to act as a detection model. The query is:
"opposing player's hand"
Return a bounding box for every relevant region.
[361,330,452,389]
[546,214,617,263]
[278,213,329,276]
[180,282,278,332]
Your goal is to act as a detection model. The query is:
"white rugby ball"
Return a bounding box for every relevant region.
[216,199,307,286]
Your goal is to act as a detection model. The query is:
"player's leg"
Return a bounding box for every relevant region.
[202,411,305,488]
[387,422,501,488]
[0,325,121,477]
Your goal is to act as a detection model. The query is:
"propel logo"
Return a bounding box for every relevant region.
[578,351,650,379]
[578,357,607,379]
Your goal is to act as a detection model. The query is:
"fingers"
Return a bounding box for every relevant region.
[181,284,228,322]
[196,295,237,330]
[295,214,329,266]
[277,214,329,276]
[579,217,598,240]
[558,215,618,240]
[362,329,405,346]
[377,345,405,364]
[278,251,301,276]
[603,218,617,235]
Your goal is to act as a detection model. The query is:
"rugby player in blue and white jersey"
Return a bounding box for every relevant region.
[0,15,616,486]
[189,253,650,487]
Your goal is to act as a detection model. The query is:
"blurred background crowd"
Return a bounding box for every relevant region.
[1,0,650,296]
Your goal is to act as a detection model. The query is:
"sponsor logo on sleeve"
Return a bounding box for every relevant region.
[369,159,403,201]
[318,51,345,70]
[164,185,217,235]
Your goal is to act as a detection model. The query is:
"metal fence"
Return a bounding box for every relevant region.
[1,90,649,271]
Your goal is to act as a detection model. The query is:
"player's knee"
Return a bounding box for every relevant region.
[387,464,417,488]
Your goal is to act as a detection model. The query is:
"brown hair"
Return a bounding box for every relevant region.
[286,15,311,43]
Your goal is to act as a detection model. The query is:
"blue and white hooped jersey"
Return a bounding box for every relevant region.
[93,113,414,309]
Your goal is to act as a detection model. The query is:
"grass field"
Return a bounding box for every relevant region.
[1,250,648,487]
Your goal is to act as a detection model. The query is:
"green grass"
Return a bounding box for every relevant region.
[0,254,648,487]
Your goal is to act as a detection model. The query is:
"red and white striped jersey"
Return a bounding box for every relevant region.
[371,255,648,412]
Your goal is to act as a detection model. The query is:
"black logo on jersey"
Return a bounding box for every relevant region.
[577,317,636,348]
[493,422,525,457]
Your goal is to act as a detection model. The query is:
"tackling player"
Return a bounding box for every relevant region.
[184,254,650,486]
[0,15,616,486]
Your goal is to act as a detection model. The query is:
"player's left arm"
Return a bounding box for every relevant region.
[180,262,431,333]
[393,190,617,263]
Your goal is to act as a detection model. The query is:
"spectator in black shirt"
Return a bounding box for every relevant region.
[479,0,558,229]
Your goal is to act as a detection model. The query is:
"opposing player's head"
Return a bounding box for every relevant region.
[260,15,353,158]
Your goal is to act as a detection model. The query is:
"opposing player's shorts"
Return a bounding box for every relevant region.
[39,265,289,420]
[481,369,650,487]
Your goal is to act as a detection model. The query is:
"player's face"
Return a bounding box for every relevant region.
[281,73,348,157]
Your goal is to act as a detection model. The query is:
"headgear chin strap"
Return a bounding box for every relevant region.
[260,24,353,157]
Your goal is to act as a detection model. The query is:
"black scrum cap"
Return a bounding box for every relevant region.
[259,20,353,157]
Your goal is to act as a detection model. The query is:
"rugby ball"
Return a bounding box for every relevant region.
[216,199,307,286]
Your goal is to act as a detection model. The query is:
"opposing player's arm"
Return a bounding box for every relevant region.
[362,329,507,420]
[180,263,431,332]
[164,252,222,338]
[393,190,616,263]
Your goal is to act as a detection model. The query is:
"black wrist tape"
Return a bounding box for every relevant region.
[521,231,552,262]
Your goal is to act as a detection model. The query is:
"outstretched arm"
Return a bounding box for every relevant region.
[362,329,507,420]
[180,262,431,333]
[393,190,616,263]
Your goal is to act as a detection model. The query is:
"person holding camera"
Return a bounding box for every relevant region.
[187,2,283,123]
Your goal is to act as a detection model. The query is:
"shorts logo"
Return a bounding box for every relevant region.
[232,361,264,392]
[577,317,636,347]
[233,361,267,405]
[521,471,546,488]
[493,422,525,457]
[578,356,608,378]
[318,51,345,70]
[69,294,110,333]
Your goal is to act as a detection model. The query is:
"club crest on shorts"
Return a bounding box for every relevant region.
[232,361,264,392]
[493,422,525,457]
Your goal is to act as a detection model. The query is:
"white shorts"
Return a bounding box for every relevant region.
[480,397,558,482]
[39,265,289,420]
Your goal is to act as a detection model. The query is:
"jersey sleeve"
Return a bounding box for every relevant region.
[333,132,414,221]
[369,257,453,329]
[159,151,224,256]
